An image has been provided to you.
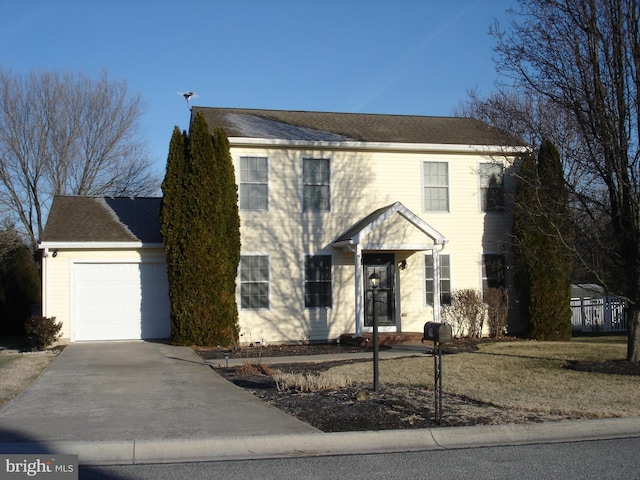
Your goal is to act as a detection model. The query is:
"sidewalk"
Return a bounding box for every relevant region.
[0,342,639,465]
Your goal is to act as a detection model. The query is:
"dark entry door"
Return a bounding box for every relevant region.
[363,253,396,327]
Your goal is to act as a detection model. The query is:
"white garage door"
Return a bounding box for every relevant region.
[74,263,170,341]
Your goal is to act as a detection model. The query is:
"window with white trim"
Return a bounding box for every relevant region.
[479,163,504,212]
[240,255,269,309]
[425,253,451,305]
[303,158,330,211]
[423,162,449,212]
[239,156,268,211]
[304,255,332,308]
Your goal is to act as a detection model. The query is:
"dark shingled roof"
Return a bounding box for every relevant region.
[192,107,523,146]
[41,196,163,244]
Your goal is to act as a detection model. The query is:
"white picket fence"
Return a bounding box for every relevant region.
[571,296,627,333]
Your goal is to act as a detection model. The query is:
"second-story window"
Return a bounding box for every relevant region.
[239,156,268,211]
[423,162,449,212]
[303,158,330,211]
[479,162,504,212]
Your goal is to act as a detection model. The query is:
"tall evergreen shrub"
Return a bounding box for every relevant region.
[513,140,573,340]
[160,115,240,346]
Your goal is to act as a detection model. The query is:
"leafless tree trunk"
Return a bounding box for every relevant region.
[0,70,160,249]
[489,0,640,361]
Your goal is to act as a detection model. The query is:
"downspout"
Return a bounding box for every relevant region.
[40,247,49,318]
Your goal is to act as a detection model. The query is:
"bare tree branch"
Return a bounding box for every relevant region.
[0,69,160,249]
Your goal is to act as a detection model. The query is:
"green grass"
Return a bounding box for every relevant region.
[327,337,640,419]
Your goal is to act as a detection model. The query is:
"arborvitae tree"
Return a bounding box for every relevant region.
[160,127,189,343]
[514,140,573,340]
[161,114,240,346]
[212,127,241,343]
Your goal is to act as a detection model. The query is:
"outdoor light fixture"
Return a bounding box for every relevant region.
[368,271,381,391]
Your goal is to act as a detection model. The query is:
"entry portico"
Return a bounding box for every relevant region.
[332,202,447,337]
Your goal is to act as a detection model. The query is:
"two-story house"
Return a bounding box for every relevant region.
[39,107,525,343]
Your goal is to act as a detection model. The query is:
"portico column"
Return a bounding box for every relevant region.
[354,244,363,336]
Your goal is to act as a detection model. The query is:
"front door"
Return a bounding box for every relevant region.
[363,253,396,327]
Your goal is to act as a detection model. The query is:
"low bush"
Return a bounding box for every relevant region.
[443,289,485,337]
[24,316,62,350]
[484,287,509,337]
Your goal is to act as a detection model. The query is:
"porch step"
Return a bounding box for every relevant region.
[339,332,424,348]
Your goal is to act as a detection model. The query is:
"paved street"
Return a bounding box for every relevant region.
[80,437,640,480]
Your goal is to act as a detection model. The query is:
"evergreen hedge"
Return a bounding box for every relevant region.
[160,115,240,346]
[513,140,573,340]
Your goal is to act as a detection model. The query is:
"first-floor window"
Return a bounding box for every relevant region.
[240,255,269,309]
[304,255,332,308]
[425,253,451,305]
[482,254,506,290]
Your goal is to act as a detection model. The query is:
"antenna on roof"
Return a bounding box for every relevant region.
[177,91,198,110]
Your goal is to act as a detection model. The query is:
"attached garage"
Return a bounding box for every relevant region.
[40,196,171,343]
[73,262,170,341]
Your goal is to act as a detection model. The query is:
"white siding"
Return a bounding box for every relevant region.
[232,144,518,342]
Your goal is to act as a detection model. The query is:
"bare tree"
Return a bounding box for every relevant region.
[488,0,640,361]
[0,69,160,248]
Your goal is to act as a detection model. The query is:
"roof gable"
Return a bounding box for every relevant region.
[333,202,446,248]
[192,107,523,146]
[41,196,163,245]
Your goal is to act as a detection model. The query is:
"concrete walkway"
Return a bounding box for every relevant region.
[0,342,639,465]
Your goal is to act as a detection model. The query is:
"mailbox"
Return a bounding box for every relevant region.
[423,322,452,343]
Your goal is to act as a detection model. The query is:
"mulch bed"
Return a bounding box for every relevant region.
[195,339,638,432]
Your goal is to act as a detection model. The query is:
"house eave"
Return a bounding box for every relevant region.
[39,241,164,250]
[228,137,528,155]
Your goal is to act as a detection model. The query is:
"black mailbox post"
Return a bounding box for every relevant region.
[422,322,452,424]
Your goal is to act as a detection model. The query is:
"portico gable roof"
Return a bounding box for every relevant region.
[332,202,446,250]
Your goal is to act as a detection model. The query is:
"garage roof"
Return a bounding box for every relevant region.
[41,196,163,244]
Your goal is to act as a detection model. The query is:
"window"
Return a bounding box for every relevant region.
[304,255,332,308]
[303,158,330,211]
[479,163,504,212]
[425,254,451,305]
[423,162,449,211]
[240,255,269,308]
[482,254,506,290]
[239,156,268,210]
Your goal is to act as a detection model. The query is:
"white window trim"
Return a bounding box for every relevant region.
[422,160,450,213]
[239,253,271,310]
[424,252,452,307]
[302,157,332,212]
[302,252,333,309]
[478,161,505,213]
[238,155,269,212]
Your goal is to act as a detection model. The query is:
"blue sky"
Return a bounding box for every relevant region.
[1,0,514,179]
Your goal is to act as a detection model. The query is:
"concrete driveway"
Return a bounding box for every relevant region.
[0,342,319,443]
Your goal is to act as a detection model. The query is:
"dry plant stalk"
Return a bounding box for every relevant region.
[273,372,353,392]
[235,361,273,376]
